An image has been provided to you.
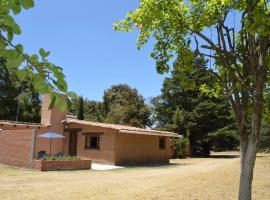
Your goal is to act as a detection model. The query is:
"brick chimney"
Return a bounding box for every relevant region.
[41,94,67,127]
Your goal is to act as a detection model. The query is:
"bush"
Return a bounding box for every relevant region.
[42,155,80,161]
[208,126,239,151]
[259,148,270,153]
[172,137,188,158]
[259,123,270,151]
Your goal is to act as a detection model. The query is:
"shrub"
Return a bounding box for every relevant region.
[172,137,188,158]
[259,148,270,153]
[259,123,270,151]
[42,155,80,161]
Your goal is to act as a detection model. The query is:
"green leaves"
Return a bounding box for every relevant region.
[0,0,73,112]
[39,48,50,60]
[12,0,22,15]
[6,57,23,69]
[103,84,151,127]
[199,83,223,98]
[16,69,27,81]
[21,0,34,9]
[49,92,68,112]
[5,15,21,34]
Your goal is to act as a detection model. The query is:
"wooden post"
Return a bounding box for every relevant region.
[29,129,37,168]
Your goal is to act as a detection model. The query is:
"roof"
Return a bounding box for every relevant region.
[0,120,42,128]
[63,118,181,138]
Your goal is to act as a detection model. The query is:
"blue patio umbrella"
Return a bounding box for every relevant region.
[38,132,65,155]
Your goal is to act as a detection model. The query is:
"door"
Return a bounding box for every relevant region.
[69,131,77,156]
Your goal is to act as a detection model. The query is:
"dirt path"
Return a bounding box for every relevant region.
[0,153,269,200]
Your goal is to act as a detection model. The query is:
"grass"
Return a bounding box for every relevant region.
[0,152,269,200]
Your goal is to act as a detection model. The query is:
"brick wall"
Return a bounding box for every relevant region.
[35,94,66,156]
[64,124,174,165]
[41,94,67,127]
[32,159,91,171]
[35,127,65,156]
[0,129,33,168]
[114,133,171,165]
[66,124,116,164]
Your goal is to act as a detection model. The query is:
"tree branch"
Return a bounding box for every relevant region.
[0,32,61,94]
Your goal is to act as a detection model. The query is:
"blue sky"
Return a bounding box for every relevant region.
[13,0,168,101]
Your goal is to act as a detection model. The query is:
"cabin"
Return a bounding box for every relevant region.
[0,95,180,168]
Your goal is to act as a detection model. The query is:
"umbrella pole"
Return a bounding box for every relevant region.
[50,138,52,155]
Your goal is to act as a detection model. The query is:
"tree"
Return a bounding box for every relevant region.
[69,96,104,122]
[0,58,41,123]
[258,122,270,151]
[84,100,104,122]
[68,84,150,127]
[151,52,234,155]
[68,96,79,117]
[103,84,151,127]
[0,0,74,110]
[77,96,84,120]
[115,1,270,199]
[0,58,18,119]
[208,125,239,151]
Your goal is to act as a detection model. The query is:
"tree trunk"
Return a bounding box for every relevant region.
[237,32,267,199]
[238,71,264,200]
[238,134,257,200]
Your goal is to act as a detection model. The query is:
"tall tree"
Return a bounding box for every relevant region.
[151,52,234,155]
[77,96,84,120]
[103,84,151,127]
[0,58,41,123]
[115,1,270,199]
[84,100,104,122]
[69,96,105,122]
[0,58,18,119]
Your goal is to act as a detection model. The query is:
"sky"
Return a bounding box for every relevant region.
[13,0,168,101]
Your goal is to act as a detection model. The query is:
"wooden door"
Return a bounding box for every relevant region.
[69,131,77,156]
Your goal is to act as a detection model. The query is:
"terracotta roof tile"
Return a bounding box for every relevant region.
[0,120,42,127]
[63,118,181,138]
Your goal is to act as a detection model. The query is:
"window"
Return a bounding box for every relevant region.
[159,138,166,150]
[85,135,100,149]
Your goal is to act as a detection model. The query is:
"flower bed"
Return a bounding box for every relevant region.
[42,155,81,161]
[32,158,91,171]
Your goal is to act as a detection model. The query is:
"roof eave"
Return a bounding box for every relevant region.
[119,130,181,138]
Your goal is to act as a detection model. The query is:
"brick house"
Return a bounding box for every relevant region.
[0,95,180,168]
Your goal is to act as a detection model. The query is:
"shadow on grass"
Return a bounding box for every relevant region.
[209,154,240,159]
[256,154,270,158]
[121,162,181,169]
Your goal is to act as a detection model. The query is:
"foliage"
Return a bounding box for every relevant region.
[84,100,104,122]
[69,97,105,122]
[68,84,151,127]
[171,137,188,158]
[103,84,151,127]
[0,0,75,111]
[115,1,270,197]
[0,58,41,122]
[259,122,270,151]
[208,125,239,152]
[77,96,84,120]
[151,52,234,156]
[42,155,80,161]
[68,96,79,117]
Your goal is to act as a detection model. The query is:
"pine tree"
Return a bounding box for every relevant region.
[77,96,84,120]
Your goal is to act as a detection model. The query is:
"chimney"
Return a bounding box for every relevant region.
[41,94,67,127]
